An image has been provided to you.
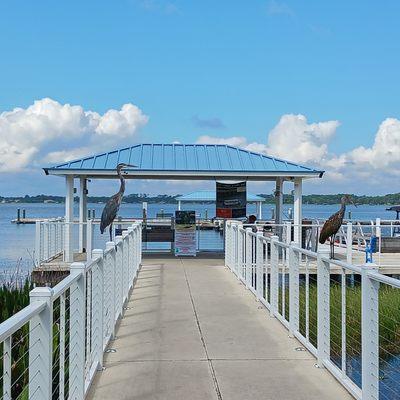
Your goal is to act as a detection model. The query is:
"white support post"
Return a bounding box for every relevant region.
[43,222,49,260]
[317,248,330,367]
[294,178,302,246]
[29,287,53,400]
[257,201,263,220]
[245,228,252,289]
[289,242,300,337]
[270,235,279,317]
[256,232,264,300]
[79,177,88,253]
[92,249,105,370]
[65,176,74,262]
[275,178,283,238]
[178,200,181,210]
[238,228,244,280]
[106,242,117,337]
[3,336,11,400]
[122,230,129,301]
[87,218,93,261]
[346,222,353,264]
[115,235,123,318]
[35,221,41,265]
[69,262,86,399]
[361,264,379,400]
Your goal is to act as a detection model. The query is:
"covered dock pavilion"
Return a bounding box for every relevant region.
[176,190,266,219]
[43,143,324,261]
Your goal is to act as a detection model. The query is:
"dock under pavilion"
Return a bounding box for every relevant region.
[43,143,324,261]
[176,190,266,219]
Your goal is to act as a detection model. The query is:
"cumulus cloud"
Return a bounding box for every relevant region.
[0,98,148,172]
[196,114,400,190]
[266,114,339,163]
[197,114,339,165]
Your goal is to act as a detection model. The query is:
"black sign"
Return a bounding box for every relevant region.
[216,181,246,218]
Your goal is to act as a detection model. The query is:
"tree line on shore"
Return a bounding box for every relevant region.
[1,192,400,205]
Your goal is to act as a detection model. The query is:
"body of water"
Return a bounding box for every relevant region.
[0,202,396,272]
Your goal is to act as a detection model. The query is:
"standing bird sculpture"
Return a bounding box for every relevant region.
[100,163,136,242]
[319,195,356,259]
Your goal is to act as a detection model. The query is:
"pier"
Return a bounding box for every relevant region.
[2,143,400,399]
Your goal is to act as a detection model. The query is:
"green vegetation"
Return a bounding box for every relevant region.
[295,280,400,360]
[0,280,32,399]
[2,192,400,205]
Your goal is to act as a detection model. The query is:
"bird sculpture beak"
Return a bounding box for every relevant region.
[123,164,137,169]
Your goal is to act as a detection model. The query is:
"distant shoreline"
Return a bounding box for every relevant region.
[1,193,400,206]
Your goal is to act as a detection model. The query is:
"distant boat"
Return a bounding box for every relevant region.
[44,199,57,204]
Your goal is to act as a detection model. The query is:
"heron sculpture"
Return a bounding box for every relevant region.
[100,163,136,242]
[319,194,356,259]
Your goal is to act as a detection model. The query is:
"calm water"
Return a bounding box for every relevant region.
[0,202,396,272]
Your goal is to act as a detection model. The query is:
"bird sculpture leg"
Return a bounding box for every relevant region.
[109,223,113,242]
[330,236,334,259]
[331,235,336,259]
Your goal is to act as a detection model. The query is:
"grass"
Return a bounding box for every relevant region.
[296,278,400,360]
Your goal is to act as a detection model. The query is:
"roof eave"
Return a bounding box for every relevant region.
[44,168,324,180]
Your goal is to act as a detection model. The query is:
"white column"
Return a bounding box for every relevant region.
[79,177,87,253]
[178,200,181,210]
[293,178,302,245]
[275,178,283,225]
[257,201,262,220]
[65,176,74,262]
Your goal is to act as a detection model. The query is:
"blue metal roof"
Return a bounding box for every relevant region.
[176,190,265,202]
[44,144,323,178]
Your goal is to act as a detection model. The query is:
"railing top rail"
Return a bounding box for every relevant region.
[0,301,46,342]
[367,270,400,288]
[320,255,363,274]
[291,245,317,258]
[52,272,82,299]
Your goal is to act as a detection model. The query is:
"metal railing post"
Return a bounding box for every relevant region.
[238,227,244,280]
[35,221,41,265]
[317,249,330,367]
[361,264,379,400]
[92,249,105,370]
[346,222,352,264]
[69,262,86,399]
[29,287,53,400]
[115,235,123,318]
[289,242,300,337]
[245,228,252,289]
[87,219,93,261]
[106,242,117,337]
[256,232,264,300]
[270,235,279,317]
[122,230,129,301]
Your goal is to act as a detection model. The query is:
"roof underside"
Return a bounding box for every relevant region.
[44,143,323,181]
[176,190,265,202]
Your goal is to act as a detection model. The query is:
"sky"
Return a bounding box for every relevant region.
[0,0,399,196]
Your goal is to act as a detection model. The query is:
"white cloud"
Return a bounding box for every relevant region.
[196,114,400,191]
[266,0,294,16]
[0,98,148,172]
[197,114,339,165]
[266,114,339,164]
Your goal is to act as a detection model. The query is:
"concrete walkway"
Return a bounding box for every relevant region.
[88,256,352,400]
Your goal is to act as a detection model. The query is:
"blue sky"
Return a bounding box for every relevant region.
[0,0,399,196]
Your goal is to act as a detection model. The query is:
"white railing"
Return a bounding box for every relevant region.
[225,220,400,400]
[0,222,142,400]
[35,218,65,265]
